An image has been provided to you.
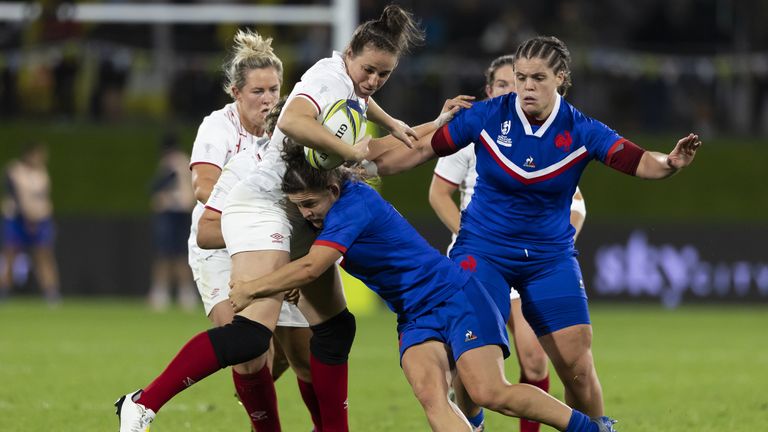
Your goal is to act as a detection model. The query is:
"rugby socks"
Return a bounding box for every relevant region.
[565,409,596,432]
[137,331,221,412]
[310,354,349,432]
[298,378,324,431]
[520,374,550,432]
[468,408,485,429]
[233,367,282,432]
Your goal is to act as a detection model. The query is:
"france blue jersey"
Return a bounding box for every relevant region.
[314,181,471,321]
[440,93,625,252]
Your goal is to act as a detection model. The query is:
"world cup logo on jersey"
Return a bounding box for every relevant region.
[497,120,513,147]
[501,120,511,135]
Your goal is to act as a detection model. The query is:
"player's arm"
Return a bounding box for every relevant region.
[367,96,474,176]
[191,164,221,204]
[229,245,341,312]
[428,175,461,235]
[197,208,224,249]
[278,97,369,162]
[365,97,418,149]
[570,187,586,241]
[635,133,702,179]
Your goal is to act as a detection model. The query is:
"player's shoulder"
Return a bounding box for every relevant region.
[198,103,240,132]
[560,98,600,128]
[297,52,353,93]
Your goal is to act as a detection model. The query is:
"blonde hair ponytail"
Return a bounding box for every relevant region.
[223,29,284,98]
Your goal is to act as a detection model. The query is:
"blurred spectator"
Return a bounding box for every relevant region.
[90,51,130,121]
[0,142,61,306]
[52,48,79,118]
[147,132,197,311]
[0,55,20,117]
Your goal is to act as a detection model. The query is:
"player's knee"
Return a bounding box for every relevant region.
[519,349,549,381]
[465,381,509,412]
[310,308,356,364]
[207,315,272,367]
[410,378,444,409]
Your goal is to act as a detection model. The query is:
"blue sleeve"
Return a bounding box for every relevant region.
[580,114,625,162]
[446,99,492,151]
[315,189,372,253]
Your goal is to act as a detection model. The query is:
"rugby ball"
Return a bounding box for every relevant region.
[305,99,366,170]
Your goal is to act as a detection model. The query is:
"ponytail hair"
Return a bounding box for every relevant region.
[514,36,572,96]
[348,4,425,58]
[223,28,283,99]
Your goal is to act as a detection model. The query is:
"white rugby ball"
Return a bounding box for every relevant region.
[305,99,366,170]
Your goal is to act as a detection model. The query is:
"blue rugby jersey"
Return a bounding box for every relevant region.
[434,92,626,252]
[314,181,470,321]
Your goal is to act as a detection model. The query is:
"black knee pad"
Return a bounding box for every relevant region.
[207,315,272,367]
[310,308,356,365]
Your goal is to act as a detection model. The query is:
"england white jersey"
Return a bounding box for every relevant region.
[244,51,367,192]
[188,102,269,257]
[205,144,263,214]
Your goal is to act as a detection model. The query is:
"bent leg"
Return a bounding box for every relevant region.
[403,341,471,431]
[297,265,352,432]
[539,324,603,417]
[228,250,289,431]
[457,345,573,430]
[508,296,550,432]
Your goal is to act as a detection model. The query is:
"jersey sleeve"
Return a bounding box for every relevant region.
[292,75,351,117]
[204,153,253,213]
[581,116,626,162]
[432,101,489,156]
[433,146,472,186]
[314,189,372,254]
[190,113,237,169]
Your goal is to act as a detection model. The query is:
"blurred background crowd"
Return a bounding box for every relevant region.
[0,0,766,307]
[2,0,768,135]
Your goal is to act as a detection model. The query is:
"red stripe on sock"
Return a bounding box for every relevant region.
[138,331,221,412]
[520,374,550,432]
[310,354,349,432]
[298,378,323,432]
[233,366,282,432]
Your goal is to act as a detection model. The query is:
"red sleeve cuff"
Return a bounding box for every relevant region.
[190,161,222,171]
[431,125,457,157]
[296,93,321,114]
[433,172,460,187]
[314,239,347,254]
[204,205,222,214]
[605,139,645,176]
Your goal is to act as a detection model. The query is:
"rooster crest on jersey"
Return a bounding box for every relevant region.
[305,99,367,170]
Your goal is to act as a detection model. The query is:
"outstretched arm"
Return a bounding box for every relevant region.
[635,133,702,179]
[366,97,418,149]
[229,245,342,312]
[366,95,474,176]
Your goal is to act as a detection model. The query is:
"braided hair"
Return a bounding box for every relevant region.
[514,36,572,96]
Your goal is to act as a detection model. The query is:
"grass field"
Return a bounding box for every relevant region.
[1,298,766,431]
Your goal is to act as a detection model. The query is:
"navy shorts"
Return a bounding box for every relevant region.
[2,216,55,248]
[397,278,510,363]
[451,245,590,338]
[152,211,191,257]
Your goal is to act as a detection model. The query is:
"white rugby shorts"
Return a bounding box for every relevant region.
[222,181,315,260]
[189,247,308,327]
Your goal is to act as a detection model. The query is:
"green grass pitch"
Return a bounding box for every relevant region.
[1,299,766,431]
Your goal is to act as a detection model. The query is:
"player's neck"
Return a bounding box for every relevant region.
[240,115,265,137]
[524,111,546,126]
